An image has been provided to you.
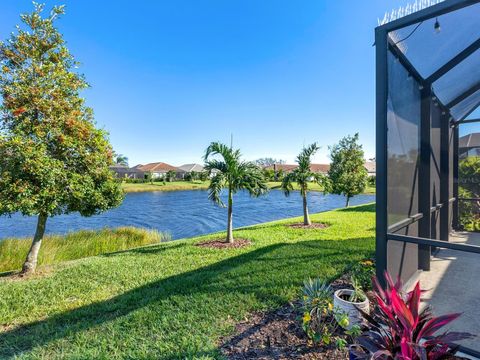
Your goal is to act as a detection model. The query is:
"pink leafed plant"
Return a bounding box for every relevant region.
[356,272,474,360]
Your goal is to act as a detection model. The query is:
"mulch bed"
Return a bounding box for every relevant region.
[288,223,329,230]
[195,239,252,249]
[220,278,352,360]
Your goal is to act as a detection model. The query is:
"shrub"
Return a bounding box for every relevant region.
[356,272,473,359]
[349,259,375,291]
[368,175,376,186]
[300,278,359,348]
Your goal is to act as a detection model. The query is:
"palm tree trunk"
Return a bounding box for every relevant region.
[303,192,311,226]
[346,196,350,207]
[21,213,47,275]
[226,188,234,243]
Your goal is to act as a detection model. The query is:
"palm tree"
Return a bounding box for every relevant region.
[281,143,324,226]
[115,154,129,167]
[204,142,268,243]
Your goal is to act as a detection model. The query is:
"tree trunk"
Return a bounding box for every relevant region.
[346,196,350,207]
[21,213,47,275]
[226,188,234,243]
[303,192,311,226]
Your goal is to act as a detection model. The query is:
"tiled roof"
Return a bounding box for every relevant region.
[265,164,330,173]
[138,162,181,172]
[310,164,330,173]
[178,164,204,172]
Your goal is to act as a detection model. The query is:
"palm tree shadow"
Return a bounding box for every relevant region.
[0,237,373,358]
[336,203,375,213]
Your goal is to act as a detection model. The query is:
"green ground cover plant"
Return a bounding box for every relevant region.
[0,227,168,273]
[0,204,374,359]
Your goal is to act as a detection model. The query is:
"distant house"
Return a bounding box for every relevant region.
[364,161,376,177]
[109,165,144,179]
[137,162,185,179]
[178,164,204,173]
[266,162,376,177]
[265,163,330,174]
[459,133,480,158]
[264,164,298,173]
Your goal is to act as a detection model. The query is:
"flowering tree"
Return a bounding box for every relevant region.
[0,4,123,274]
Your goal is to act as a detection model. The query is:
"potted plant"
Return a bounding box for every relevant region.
[357,272,474,359]
[333,275,370,328]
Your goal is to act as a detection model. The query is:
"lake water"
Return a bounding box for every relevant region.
[0,190,375,240]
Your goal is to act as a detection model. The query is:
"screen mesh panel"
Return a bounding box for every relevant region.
[390,3,480,78]
[387,52,421,227]
[389,2,480,120]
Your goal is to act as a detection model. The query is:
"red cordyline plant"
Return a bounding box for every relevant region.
[356,272,473,360]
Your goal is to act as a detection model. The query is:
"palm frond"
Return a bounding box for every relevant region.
[204,159,227,174]
[238,162,269,197]
[296,142,319,172]
[281,172,295,196]
[208,173,226,207]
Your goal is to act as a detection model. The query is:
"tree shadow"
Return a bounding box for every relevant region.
[0,237,374,358]
[336,203,375,213]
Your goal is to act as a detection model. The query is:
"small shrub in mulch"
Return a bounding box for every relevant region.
[195,239,251,249]
[287,223,329,230]
[220,278,353,360]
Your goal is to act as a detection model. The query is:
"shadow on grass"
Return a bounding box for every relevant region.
[336,203,375,213]
[0,237,374,358]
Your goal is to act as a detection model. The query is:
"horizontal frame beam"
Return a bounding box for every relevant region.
[454,117,480,126]
[387,233,480,254]
[377,0,480,33]
[388,213,424,233]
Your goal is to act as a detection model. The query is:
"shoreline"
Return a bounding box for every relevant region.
[122,181,376,194]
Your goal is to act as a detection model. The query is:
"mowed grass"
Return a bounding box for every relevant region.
[0,227,169,273]
[267,181,376,194]
[0,204,375,359]
[122,180,210,193]
[123,180,376,194]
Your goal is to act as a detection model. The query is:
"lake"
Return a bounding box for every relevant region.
[0,190,375,240]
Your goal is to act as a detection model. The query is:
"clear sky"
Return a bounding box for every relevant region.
[0,0,413,166]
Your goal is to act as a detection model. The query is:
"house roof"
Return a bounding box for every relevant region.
[265,163,331,173]
[310,164,330,173]
[138,162,181,172]
[264,164,298,172]
[364,162,376,173]
[178,163,204,172]
[459,133,480,150]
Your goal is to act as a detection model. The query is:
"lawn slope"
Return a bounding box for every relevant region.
[0,204,375,359]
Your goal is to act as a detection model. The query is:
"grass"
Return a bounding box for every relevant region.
[267,181,376,194]
[123,180,376,194]
[0,204,375,359]
[0,227,170,273]
[122,180,210,193]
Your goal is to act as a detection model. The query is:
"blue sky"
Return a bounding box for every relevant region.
[0,0,413,166]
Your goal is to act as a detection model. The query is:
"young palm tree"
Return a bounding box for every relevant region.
[204,142,268,243]
[281,143,324,226]
[115,154,129,167]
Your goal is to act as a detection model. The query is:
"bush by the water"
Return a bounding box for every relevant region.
[0,227,170,273]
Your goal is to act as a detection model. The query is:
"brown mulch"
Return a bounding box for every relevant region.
[195,239,252,249]
[288,223,329,229]
[220,278,352,360]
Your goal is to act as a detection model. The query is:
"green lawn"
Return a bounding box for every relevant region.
[0,204,375,359]
[123,180,376,194]
[122,180,210,193]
